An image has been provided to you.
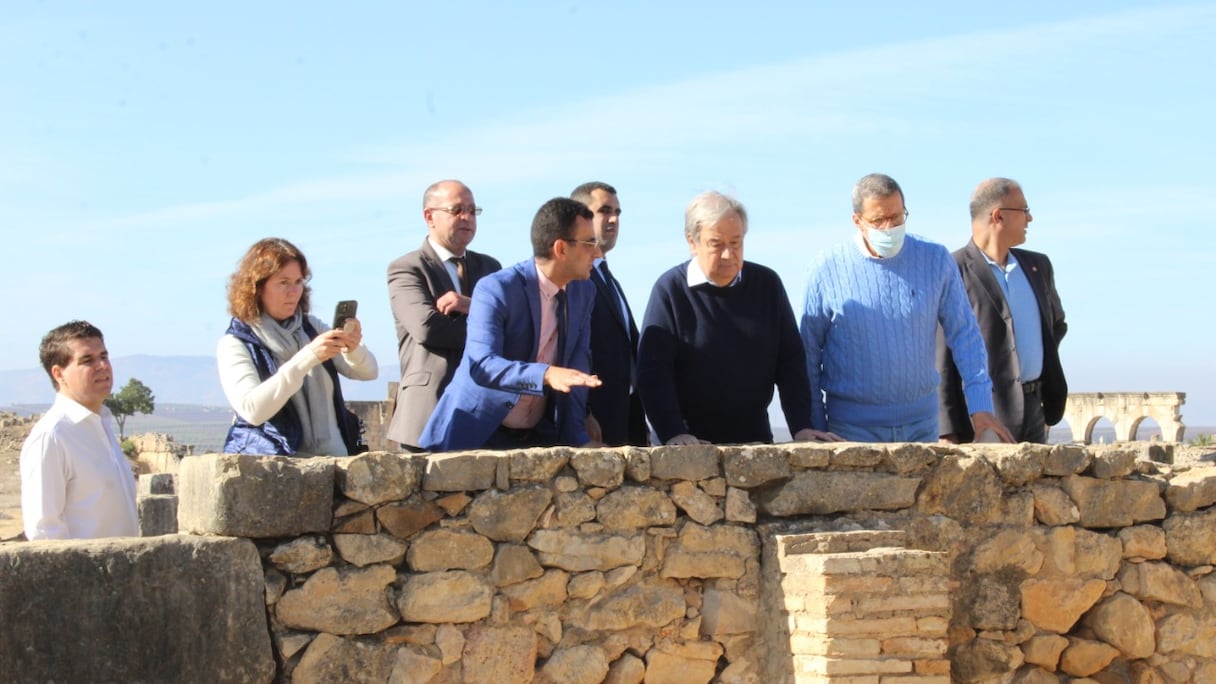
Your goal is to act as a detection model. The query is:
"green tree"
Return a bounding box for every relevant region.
[104,378,155,440]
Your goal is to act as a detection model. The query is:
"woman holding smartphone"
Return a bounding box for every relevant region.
[217,237,377,456]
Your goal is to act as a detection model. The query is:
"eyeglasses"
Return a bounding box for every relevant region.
[564,237,602,249]
[428,204,482,217]
[861,209,909,229]
[999,207,1031,215]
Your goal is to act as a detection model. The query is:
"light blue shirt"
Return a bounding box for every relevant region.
[982,251,1044,382]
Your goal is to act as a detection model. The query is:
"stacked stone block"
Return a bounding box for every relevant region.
[770,531,949,683]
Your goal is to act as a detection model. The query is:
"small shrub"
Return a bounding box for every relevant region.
[1189,433,1214,447]
[121,439,138,459]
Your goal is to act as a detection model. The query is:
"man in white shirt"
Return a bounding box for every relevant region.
[20,320,139,540]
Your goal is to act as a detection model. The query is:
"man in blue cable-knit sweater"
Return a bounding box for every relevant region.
[800,173,1013,443]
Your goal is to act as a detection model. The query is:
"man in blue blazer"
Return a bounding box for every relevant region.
[419,198,604,452]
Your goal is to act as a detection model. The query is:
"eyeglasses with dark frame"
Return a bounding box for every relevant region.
[428,204,483,217]
[999,207,1031,215]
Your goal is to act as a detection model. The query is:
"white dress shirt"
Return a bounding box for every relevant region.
[20,394,140,540]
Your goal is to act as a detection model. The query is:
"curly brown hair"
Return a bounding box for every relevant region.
[227,238,312,322]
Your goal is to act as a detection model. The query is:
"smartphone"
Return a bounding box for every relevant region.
[332,300,358,330]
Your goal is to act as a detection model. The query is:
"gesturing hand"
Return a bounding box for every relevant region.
[543,366,602,393]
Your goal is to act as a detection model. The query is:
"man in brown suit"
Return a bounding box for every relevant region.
[387,180,501,449]
[939,178,1067,443]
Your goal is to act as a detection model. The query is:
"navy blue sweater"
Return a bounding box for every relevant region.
[637,261,813,444]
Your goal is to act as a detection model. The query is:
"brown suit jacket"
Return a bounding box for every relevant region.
[386,239,500,448]
[938,241,1067,441]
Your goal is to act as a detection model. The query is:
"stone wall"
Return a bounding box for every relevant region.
[5,442,1216,682]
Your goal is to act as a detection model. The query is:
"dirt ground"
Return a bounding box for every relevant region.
[0,413,1212,541]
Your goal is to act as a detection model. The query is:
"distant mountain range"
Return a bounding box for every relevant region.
[0,355,397,407]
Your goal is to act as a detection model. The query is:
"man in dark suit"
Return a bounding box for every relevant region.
[419,197,604,452]
[570,182,648,446]
[386,180,501,449]
[939,178,1067,443]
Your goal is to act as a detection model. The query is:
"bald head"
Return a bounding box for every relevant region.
[422,179,478,255]
[969,177,1032,262]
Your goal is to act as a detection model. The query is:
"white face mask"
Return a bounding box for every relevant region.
[866,222,906,258]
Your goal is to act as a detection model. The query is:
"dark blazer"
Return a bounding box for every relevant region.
[588,263,648,445]
[386,239,500,448]
[939,241,1067,441]
[419,259,596,452]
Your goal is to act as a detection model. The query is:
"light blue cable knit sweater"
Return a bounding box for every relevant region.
[800,234,993,431]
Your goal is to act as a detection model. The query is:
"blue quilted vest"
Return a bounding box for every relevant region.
[221,317,362,456]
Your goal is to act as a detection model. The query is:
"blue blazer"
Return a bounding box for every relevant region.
[419,259,596,452]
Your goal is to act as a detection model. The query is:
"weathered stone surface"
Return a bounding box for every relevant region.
[461,624,537,684]
[1059,637,1120,677]
[1074,527,1123,579]
[649,444,720,481]
[293,633,398,684]
[468,486,552,542]
[528,528,645,571]
[377,501,445,540]
[435,492,472,516]
[1010,668,1060,684]
[725,487,757,523]
[966,571,1023,631]
[268,536,334,574]
[1060,475,1165,528]
[277,565,397,635]
[509,448,570,483]
[917,455,1003,525]
[336,451,421,505]
[333,509,376,534]
[383,623,436,646]
[1022,634,1069,669]
[1032,483,1081,525]
[756,470,919,516]
[571,450,626,488]
[952,638,1024,682]
[1020,578,1106,632]
[721,446,791,487]
[390,645,443,684]
[623,447,651,482]
[987,443,1046,485]
[669,481,723,526]
[422,452,499,491]
[333,532,409,567]
[492,543,544,587]
[787,443,832,468]
[139,493,178,536]
[1119,525,1168,560]
[577,584,686,631]
[178,453,333,537]
[568,571,605,599]
[1089,446,1138,479]
[265,569,287,605]
[644,649,717,684]
[830,444,883,467]
[1118,561,1203,606]
[553,491,596,527]
[1165,467,1216,512]
[661,523,757,579]
[407,529,494,571]
[604,652,646,684]
[501,568,568,611]
[540,644,609,684]
[435,623,464,665]
[397,570,493,623]
[700,588,756,635]
[597,487,677,529]
[1163,507,1216,566]
[1044,443,1092,476]
[1084,592,1155,659]
[882,443,938,474]
[973,530,1043,574]
[0,536,273,683]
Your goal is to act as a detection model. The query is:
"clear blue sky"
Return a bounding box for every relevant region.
[4,2,1214,426]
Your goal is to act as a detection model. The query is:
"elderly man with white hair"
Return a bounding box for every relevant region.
[637,190,835,446]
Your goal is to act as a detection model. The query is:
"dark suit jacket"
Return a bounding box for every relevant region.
[386,239,500,448]
[588,263,648,445]
[939,241,1067,441]
[419,259,596,452]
